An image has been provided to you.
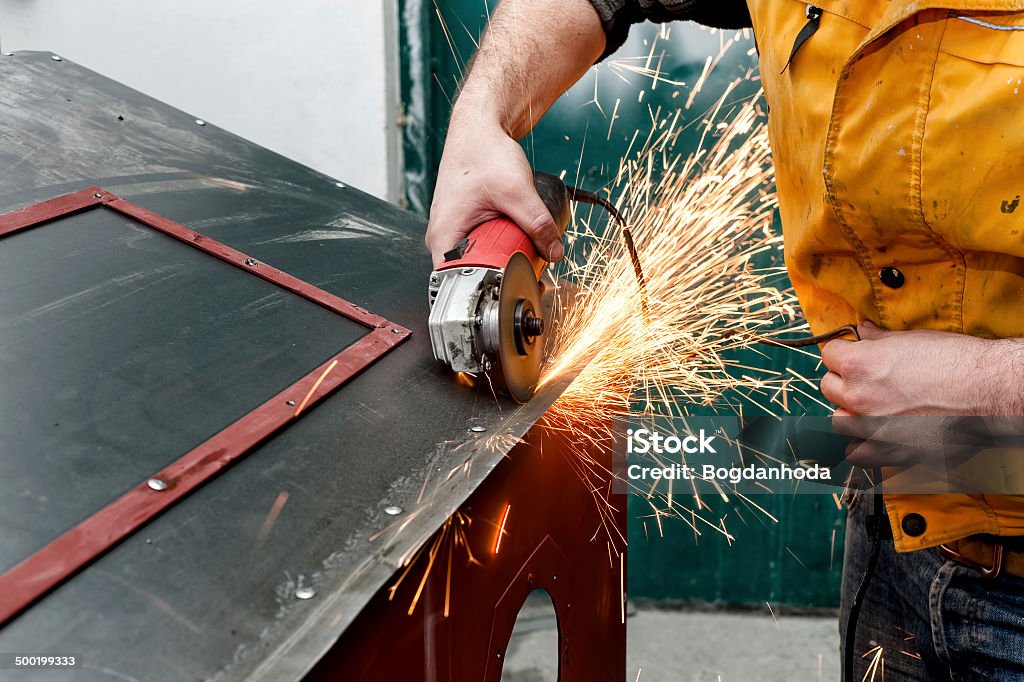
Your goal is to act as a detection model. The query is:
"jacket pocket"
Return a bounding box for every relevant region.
[940,12,1024,66]
[921,10,1024,249]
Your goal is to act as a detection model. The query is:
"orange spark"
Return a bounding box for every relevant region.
[861,646,884,681]
[294,359,338,417]
[493,504,511,555]
[253,490,289,552]
[453,372,475,387]
[619,552,626,624]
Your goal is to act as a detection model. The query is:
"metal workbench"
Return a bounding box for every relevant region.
[0,52,625,681]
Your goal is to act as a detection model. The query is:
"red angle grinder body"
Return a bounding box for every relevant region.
[438,216,548,278]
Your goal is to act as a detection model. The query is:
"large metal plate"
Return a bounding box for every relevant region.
[0,188,411,625]
[0,205,370,575]
[0,52,586,681]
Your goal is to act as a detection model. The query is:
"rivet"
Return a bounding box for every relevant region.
[93,193,103,199]
[390,328,401,334]
[51,55,62,61]
[147,478,168,491]
[195,119,206,126]
[335,182,346,188]
[294,587,316,600]
[286,400,296,406]
[496,651,503,659]
[470,425,487,433]
[384,505,403,516]
[244,258,258,267]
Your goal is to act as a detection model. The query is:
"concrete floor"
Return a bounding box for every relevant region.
[502,599,840,682]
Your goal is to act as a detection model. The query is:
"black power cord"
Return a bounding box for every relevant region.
[844,469,884,682]
[564,185,649,318]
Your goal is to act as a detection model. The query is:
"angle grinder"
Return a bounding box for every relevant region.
[428,172,572,403]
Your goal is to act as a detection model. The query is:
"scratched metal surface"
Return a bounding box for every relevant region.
[0,52,584,681]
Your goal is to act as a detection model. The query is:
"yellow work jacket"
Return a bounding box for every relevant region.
[748,0,1024,551]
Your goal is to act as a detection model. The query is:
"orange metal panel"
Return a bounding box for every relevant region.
[305,418,626,681]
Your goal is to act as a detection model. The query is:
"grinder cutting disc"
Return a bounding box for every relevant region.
[494,251,545,403]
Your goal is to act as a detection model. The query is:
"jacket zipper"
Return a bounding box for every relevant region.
[954,14,1024,31]
[782,5,823,74]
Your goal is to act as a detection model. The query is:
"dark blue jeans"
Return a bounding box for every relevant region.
[841,493,1024,680]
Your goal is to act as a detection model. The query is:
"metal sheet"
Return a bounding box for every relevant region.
[0,189,410,625]
[0,52,587,681]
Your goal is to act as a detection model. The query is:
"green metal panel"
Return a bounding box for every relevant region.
[399,0,844,608]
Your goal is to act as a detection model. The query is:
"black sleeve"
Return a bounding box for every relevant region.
[588,0,752,59]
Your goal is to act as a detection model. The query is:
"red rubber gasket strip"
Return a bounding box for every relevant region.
[0,187,412,626]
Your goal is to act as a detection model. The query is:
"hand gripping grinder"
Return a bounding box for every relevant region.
[428,173,571,403]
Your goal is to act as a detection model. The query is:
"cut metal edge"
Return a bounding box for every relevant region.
[241,283,601,682]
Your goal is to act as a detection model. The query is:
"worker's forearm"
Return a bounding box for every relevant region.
[969,338,1024,422]
[453,0,605,140]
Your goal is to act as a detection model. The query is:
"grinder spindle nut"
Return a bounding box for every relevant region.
[513,299,542,355]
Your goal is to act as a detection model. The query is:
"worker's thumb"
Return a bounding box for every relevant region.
[857,320,887,340]
[501,188,564,262]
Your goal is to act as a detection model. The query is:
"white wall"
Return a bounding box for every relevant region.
[0,0,400,201]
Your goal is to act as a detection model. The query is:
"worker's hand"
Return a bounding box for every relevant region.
[820,321,1024,467]
[425,120,563,268]
[820,321,1023,417]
